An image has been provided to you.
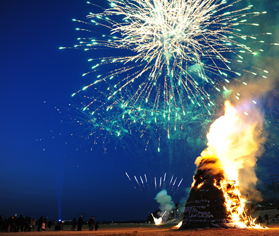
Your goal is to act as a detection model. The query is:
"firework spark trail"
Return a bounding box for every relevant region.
[63,0,276,118]
[125,172,184,195]
[134,176,140,186]
[177,178,183,188]
[140,175,144,185]
[61,0,278,148]
[155,177,157,189]
[172,178,184,196]
[125,172,137,189]
[125,172,131,181]
[172,177,177,186]
[169,175,174,186]
[66,89,211,152]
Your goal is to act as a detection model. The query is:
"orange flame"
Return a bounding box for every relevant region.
[194,101,264,228]
[173,221,182,229]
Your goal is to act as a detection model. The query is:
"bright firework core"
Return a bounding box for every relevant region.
[66,0,273,120]
[181,101,265,229]
[97,0,265,110]
[62,0,277,150]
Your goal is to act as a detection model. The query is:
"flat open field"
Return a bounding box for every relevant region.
[1,223,279,236]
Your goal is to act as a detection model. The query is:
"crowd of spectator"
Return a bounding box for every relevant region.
[0,214,52,232]
[0,214,99,232]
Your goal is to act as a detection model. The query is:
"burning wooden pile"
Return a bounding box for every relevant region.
[180,157,255,229]
[180,101,264,229]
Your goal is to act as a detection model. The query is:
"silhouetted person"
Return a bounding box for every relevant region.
[24,217,31,231]
[77,216,83,231]
[10,216,16,232]
[37,216,43,231]
[256,215,263,224]
[48,220,52,229]
[95,221,99,231]
[24,217,28,231]
[13,215,18,232]
[30,218,36,231]
[17,214,24,232]
[71,218,77,231]
[0,215,2,231]
[264,214,269,225]
[2,218,8,232]
[88,216,95,231]
[44,218,48,230]
[0,215,3,232]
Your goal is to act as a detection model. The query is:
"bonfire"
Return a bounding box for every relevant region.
[180,101,264,229]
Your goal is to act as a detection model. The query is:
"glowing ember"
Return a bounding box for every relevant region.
[181,101,265,229]
[173,221,182,229]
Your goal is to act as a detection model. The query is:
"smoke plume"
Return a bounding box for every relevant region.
[154,189,175,217]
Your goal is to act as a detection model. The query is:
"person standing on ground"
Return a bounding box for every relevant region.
[88,216,95,231]
[71,218,76,231]
[48,220,52,229]
[37,216,43,231]
[95,221,99,231]
[264,214,269,225]
[17,215,24,232]
[77,216,83,231]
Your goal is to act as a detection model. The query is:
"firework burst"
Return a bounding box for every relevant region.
[67,88,212,151]
[62,0,275,113]
[60,0,278,150]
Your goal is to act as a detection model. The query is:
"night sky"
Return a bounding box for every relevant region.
[1,0,279,222]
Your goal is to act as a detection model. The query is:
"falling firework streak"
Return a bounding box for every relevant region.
[134,176,140,186]
[155,177,157,189]
[125,172,131,181]
[172,177,177,186]
[140,175,144,185]
[169,175,174,186]
[125,172,137,189]
[177,178,183,188]
[125,172,184,196]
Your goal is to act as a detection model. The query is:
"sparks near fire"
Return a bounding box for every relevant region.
[181,101,265,229]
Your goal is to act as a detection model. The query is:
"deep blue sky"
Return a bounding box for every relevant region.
[0,0,278,222]
[0,0,196,222]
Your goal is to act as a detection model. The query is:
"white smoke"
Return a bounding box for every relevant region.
[227,79,277,201]
[177,187,191,218]
[154,189,175,218]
